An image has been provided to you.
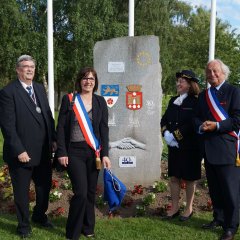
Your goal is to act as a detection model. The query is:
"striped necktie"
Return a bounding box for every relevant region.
[26,86,36,104]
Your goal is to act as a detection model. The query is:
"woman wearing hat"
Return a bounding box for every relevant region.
[161,70,202,221]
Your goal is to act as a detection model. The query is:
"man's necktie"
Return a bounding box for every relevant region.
[26,86,36,104]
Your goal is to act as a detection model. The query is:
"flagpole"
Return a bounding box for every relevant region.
[209,0,216,61]
[47,0,55,116]
[129,0,135,36]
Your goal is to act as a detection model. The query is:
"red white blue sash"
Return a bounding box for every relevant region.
[68,93,101,158]
[206,88,240,165]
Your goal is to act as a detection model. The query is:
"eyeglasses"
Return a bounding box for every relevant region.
[176,78,188,84]
[82,77,95,82]
[19,65,35,69]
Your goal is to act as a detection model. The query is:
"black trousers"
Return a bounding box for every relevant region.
[9,161,52,234]
[66,142,99,240]
[204,159,240,234]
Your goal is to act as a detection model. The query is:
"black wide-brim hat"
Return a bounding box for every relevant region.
[176,70,199,83]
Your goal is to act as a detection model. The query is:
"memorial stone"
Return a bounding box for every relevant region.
[94,36,162,186]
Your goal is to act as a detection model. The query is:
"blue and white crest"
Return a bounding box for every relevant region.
[101,85,119,108]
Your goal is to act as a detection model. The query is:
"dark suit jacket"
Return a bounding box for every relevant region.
[161,95,199,150]
[56,93,109,158]
[193,82,240,165]
[0,79,56,167]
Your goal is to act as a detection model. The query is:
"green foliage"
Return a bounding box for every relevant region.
[142,192,156,206]
[0,212,237,239]
[152,181,168,193]
[0,0,240,98]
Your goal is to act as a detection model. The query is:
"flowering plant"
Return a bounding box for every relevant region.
[180,180,186,189]
[152,181,167,193]
[95,194,106,209]
[135,204,146,216]
[51,179,59,189]
[131,185,143,195]
[49,190,62,202]
[206,199,213,211]
[50,207,65,217]
[62,181,72,190]
[142,193,156,206]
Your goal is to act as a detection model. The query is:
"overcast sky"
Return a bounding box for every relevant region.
[181,0,240,33]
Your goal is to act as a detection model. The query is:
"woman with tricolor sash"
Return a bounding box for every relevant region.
[161,70,202,221]
[56,67,111,240]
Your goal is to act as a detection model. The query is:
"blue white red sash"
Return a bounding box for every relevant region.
[68,93,101,158]
[206,88,240,165]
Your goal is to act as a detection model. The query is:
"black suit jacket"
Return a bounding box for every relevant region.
[161,95,199,150]
[0,79,56,167]
[56,93,109,158]
[193,82,240,165]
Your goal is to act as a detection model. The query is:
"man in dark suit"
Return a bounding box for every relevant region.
[194,59,240,240]
[0,55,56,238]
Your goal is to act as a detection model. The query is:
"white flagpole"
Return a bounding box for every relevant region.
[47,0,55,116]
[129,0,135,36]
[209,0,216,61]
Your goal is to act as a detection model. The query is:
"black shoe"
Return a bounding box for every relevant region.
[32,219,54,228]
[161,211,180,220]
[41,220,54,228]
[179,212,193,222]
[202,220,222,229]
[18,232,32,239]
[219,231,234,240]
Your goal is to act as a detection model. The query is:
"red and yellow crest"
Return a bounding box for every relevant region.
[126,85,142,110]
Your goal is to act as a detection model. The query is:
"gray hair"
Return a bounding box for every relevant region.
[16,55,36,67]
[207,59,230,80]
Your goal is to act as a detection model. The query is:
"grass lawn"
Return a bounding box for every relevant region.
[0,212,239,240]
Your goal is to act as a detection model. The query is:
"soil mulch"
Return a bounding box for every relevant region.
[0,160,212,219]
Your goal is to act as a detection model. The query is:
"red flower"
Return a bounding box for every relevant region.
[207,199,212,209]
[50,207,65,217]
[180,180,186,189]
[165,203,172,211]
[131,185,143,195]
[51,179,59,189]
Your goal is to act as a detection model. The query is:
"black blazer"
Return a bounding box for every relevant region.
[0,80,56,167]
[193,82,240,165]
[161,95,199,150]
[56,93,109,158]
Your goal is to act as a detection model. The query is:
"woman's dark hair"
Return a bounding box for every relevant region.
[186,79,200,96]
[75,67,98,93]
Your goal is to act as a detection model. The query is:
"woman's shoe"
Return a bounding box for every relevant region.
[179,212,193,221]
[161,210,180,220]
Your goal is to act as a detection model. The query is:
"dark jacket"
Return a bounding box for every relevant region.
[161,95,199,150]
[193,82,240,165]
[0,80,56,167]
[56,93,109,158]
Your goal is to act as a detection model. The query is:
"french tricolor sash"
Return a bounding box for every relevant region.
[206,88,240,166]
[68,93,101,162]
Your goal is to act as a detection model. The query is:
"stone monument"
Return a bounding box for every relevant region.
[94,36,162,186]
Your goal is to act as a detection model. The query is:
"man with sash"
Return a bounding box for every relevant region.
[194,59,240,240]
